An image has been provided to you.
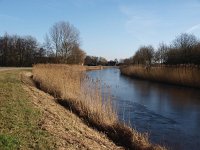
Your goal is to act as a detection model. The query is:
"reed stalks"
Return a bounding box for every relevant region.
[33,64,165,150]
[120,65,200,88]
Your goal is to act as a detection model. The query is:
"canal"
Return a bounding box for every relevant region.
[87,68,200,150]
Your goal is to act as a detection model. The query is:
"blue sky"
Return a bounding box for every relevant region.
[0,0,200,60]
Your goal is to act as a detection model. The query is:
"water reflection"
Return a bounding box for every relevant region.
[87,68,200,150]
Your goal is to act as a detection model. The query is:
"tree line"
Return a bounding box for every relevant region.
[123,33,200,66]
[84,56,118,66]
[0,21,86,67]
[0,21,119,67]
[0,34,40,66]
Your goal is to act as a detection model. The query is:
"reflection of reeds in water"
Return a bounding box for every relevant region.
[33,64,165,150]
[120,65,200,88]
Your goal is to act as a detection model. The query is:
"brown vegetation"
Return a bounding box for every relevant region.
[120,65,200,88]
[32,64,165,150]
[21,71,123,150]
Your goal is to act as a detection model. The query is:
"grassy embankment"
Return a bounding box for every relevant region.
[0,69,125,149]
[33,64,165,150]
[120,65,200,88]
[0,70,56,149]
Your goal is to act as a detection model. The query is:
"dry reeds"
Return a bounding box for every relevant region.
[120,65,200,88]
[33,64,165,150]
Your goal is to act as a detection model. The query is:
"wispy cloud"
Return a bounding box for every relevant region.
[119,5,160,43]
[186,24,200,33]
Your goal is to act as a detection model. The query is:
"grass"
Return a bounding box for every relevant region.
[0,70,55,150]
[120,65,200,88]
[33,64,165,150]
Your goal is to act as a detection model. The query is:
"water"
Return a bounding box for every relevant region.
[87,68,200,150]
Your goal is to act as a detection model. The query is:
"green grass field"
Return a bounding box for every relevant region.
[0,70,55,150]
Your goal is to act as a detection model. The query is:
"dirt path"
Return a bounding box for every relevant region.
[21,72,123,150]
[0,67,32,72]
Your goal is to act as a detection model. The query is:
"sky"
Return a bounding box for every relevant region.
[0,0,200,60]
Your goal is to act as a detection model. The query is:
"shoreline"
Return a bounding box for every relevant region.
[32,64,165,150]
[120,65,200,89]
[0,69,123,149]
[0,66,166,149]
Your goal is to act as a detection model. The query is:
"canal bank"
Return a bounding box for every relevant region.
[120,65,200,88]
[87,68,200,150]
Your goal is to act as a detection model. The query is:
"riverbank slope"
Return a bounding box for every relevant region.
[0,70,123,149]
[32,64,165,150]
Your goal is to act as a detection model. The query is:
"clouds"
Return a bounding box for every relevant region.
[119,5,160,44]
[186,24,200,33]
[119,0,200,49]
[1,0,200,60]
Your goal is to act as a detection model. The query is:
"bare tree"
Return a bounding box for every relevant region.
[171,33,198,64]
[155,43,168,64]
[44,34,54,57]
[133,45,154,65]
[67,46,86,64]
[192,43,200,65]
[48,21,80,63]
[172,33,197,49]
[84,56,98,66]
[97,57,107,66]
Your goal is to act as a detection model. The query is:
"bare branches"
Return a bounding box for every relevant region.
[124,33,200,66]
[0,33,41,66]
[132,45,155,65]
[48,21,80,63]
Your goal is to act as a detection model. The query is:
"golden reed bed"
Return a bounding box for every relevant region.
[33,64,165,150]
[120,65,200,88]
